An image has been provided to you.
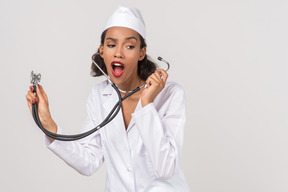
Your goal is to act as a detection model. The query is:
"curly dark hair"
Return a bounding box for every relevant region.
[91,29,157,81]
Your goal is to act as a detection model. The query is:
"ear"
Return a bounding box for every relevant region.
[138,47,146,61]
[99,45,104,58]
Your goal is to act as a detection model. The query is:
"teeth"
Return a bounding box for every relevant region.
[113,63,122,66]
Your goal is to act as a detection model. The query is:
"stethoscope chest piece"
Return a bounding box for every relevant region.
[31,71,41,86]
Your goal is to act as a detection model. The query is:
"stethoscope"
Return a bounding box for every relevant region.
[31,57,170,141]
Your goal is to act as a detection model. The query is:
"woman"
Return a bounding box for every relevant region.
[26,6,190,192]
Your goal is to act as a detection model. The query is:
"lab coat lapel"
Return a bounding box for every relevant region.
[126,99,142,132]
[102,84,126,133]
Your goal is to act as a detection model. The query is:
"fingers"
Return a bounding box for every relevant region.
[156,69,168,83]
[141,69,168,107]
[36,84,44,101]
[26,87,37,115]
[26,94,33,108]
[146,75,158,88]
[38,85,47,97]
[36,84,48,103]
[26,86,37,104]
[26,84,47,106]
[146,69,168,88]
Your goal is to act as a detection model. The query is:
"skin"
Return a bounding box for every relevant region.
[26,26,168,139]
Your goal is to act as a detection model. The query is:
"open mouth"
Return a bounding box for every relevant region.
[111,61,125,77]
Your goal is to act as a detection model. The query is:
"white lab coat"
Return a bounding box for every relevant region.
[45,80,190,192]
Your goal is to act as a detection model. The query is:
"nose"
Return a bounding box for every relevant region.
[114,46,124,59]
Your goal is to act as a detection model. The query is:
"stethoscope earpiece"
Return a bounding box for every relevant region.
[157,57,170,72]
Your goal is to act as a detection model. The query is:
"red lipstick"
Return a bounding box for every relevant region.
[111,61,125,77]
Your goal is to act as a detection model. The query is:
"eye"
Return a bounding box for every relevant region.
[127,45,135,49]
[107,44,115,48]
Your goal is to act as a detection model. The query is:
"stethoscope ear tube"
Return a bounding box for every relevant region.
[32,83,125,141]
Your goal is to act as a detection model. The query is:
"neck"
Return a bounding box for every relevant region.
[116,77,145,93]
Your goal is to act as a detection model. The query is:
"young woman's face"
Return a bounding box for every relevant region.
[100,27,146,86]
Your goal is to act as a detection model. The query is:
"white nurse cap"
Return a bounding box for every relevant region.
[103,6,146,39]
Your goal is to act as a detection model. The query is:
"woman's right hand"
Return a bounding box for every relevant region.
[26,84,57,134]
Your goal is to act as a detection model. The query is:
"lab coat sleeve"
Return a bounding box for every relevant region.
[132,84,186,179]
[44,90,104,176]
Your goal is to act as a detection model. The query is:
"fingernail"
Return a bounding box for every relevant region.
[32,99,35,104]
[35,98,38,103]
[37,84,40,89]
[30,86,33,92]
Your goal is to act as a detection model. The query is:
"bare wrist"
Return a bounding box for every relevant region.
[42,117,57,134]
[141,100,152,107]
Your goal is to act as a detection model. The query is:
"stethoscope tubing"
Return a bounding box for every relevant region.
[31,56,169,141]
[31,83,140,141]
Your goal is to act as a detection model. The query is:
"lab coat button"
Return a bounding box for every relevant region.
[127,167,132,172]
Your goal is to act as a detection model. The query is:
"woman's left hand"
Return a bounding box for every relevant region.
[141,69,168,107]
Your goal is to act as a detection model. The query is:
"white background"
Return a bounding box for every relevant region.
[1,0,287,191]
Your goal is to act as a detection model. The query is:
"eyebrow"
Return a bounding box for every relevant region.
[105,37,138,42]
